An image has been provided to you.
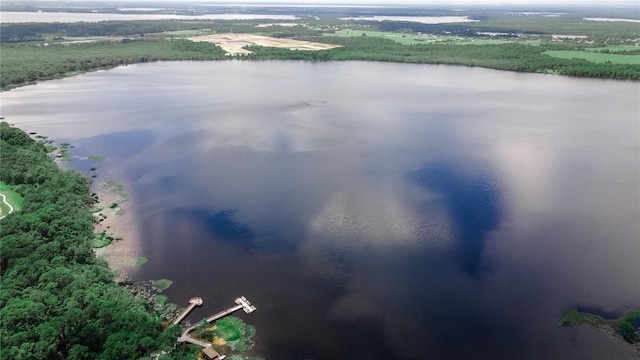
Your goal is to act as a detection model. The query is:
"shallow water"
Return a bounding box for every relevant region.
[2,61,638,359]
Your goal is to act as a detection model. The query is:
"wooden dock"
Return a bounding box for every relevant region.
[172,297,203,325]
[206,296,257,323]
[176,296,256,347]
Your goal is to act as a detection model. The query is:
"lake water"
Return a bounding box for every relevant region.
[583,17,640,23]
[339,15,477,24]
[2,61,638,359]
[0,11,297,23]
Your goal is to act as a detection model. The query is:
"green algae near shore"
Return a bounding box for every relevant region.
[92,231,114,248]
[88,155,103,161]
[133,257,148,266]
[152,279,173,292]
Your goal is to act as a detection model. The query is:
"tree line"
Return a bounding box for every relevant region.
[0,122,197,359]
[246,36,640,80]
[0,20,323,43]
[1,40,227,89]
[1,26,638,90]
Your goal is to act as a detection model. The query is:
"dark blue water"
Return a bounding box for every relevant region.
[2,61,638,359]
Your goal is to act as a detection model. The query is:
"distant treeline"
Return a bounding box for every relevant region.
[1,40,227,89]
[3,13,638,44]
[246,36,640,80]
[1,15,639,88]
[2,36,638,90]
[0,37,640,89]
[0,20,324,43]
[0,122,197,359]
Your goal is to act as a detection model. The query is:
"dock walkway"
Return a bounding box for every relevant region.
[175,296,257,351]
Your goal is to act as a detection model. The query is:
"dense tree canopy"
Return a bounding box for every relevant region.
[243,37,640,80]
[0,40,227,89]
[0,122,194,359]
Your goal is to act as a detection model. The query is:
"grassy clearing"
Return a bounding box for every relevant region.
[0,181,24,213]
[0,200,10,218]
[454,38,512,45]
[543,50,640,65]
[152,279,173,292]
[47,35,118,42]
[213,317,256,352]
[158,29,215,38]
[191,317,256,355]
[329,30,542,46]
[328,29,462,45]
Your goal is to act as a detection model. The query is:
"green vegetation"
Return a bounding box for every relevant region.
[213,317,256,352]
[152,279,173,292]
[155,295,168,306]
[329,29,463,45]
[243,37,640,80]
[92,231,114,248]
[1,9,639,88]
[471,15,640,42]
[329,29,539,46]
[88,155,104,161]
[1,40,227,89]
[543,50,640,65]
[560,308,640,346]
[226,356,265,360]
[4,35,637,86]
[134,257,148,266]
[192,316,257,355]
[0,122,196,359]
[105,180,126,190]
[585,45,640,53]
[0,180,24,214]
[108,202,126,215]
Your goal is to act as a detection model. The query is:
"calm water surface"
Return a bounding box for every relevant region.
[2,61,639,359]
[338,15,477,23]
[0,11,297,23]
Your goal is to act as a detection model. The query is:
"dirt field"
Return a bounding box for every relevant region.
[188,33,341,55]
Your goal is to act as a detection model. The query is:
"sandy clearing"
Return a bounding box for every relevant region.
[188,33,341,55]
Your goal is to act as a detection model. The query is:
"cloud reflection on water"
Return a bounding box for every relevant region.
[411,161,503,275]
[1,61,638,359]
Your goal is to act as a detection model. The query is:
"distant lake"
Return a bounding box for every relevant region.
[339,15,478,24]
[584,17,640,23]
[0,11,297,23]
[2,61,638,359]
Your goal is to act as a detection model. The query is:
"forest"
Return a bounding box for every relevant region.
[0,122,198,359]
[1,40,227,89]
[2,33,639,90]
[247,36,640,80]
[1,5,640,89]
